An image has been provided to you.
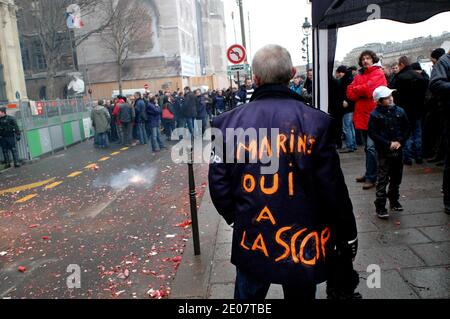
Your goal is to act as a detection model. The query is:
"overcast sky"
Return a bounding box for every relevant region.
[223,0,450,66]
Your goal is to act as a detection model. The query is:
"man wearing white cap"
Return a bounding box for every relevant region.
[368,86,410,219]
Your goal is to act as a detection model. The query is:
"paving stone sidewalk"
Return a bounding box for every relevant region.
[171,150,450,299]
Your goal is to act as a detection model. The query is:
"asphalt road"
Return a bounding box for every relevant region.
[0,139,208,299]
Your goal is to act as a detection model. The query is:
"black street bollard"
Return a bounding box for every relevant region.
[188,134,201,255]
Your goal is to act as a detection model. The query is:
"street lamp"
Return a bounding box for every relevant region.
[302,17,311,71]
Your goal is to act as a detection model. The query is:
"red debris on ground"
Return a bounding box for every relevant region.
[174,220,192,228]
[18,266,26,273]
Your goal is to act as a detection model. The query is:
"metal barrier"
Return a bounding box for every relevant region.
[0,98,94,162]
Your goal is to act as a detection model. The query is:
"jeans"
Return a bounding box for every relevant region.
[163,120,175,140]
[136,122,148,145]
[360,130,378,183]
[97,132,109,148]
[195,116,208,136]
[150,126,165,152]
[234,268,316,300]
[342,113,357,151]
[375,152,404,209]
[177,117,194,139]
[404,119,423,162]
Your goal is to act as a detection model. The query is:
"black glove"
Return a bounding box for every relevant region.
[347,238,358,259]
[16,135,21,142]
[337,238,358,259]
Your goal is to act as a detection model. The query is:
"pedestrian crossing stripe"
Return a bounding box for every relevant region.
[44,181,63,190]
[67,171,83,178]
[15,194,38,203]
[99,157,110,162]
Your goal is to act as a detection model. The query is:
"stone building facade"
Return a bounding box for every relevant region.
[77,0,228,99]
[0,0,27,102]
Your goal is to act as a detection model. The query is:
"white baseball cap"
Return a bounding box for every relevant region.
[373,86,396,101]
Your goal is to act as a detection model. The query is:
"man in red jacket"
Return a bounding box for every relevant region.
[347,50,387,190]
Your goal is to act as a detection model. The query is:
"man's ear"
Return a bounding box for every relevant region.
[291,68,297,79]
[253,74,261,87]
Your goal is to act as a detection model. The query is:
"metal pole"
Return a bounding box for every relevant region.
[237,71,240,89]
[238,0,246,50]
[188,134,201,256]
[232,12,238,44]
[247,12,252,61]
[306,35,310,71]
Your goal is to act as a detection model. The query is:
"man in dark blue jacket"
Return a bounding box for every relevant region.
[209,44,358,299]
[134,92,148,145]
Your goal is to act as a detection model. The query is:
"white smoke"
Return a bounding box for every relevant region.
[94,167,157,191]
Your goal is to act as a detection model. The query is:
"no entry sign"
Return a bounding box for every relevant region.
[227,44,247,65]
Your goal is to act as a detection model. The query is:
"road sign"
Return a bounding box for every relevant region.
[227,44,247,64]
[227,64,251,76]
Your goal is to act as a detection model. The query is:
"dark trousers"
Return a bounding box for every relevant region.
[375,152,404,209]
[234,268,316,300]
[1,137,20,165]
[444,128,450,208]
[120,122,133,145]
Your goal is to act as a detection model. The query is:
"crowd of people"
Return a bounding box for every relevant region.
[326,48,450,217]
[90,46,449,219]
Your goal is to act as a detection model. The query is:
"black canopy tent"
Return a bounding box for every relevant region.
[311,0,450,112]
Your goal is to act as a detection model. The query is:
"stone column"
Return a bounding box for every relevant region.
[0,0,27,101]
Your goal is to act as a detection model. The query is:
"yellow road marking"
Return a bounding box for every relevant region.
[111,152,120,156]
[44,181,63,190]
[15,194,38,203]
[0,178,55,196]
[67,171,83,178]
[120,147,129,151]
[99,157,110,162]
[84,163,98,169]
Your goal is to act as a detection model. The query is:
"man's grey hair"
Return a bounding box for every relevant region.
[252,44,293,86]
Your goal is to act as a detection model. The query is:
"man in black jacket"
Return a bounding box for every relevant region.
[393,56,428,165]
[0,107,21,168]
[430,51,450,215]
[209,44,358,300]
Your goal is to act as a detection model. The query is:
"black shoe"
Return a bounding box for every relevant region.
[415,159,423,165]
[404,160,413,166]
[427,157,443,163]
[356,176,366,183]
[4,163,11,169]
[339,149,355,154]
[390,202,404,212]
[14,162,21,168]
[436,161,445,167]
[376,209,389,219]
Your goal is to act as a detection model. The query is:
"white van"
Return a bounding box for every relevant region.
[112,88,148,99]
